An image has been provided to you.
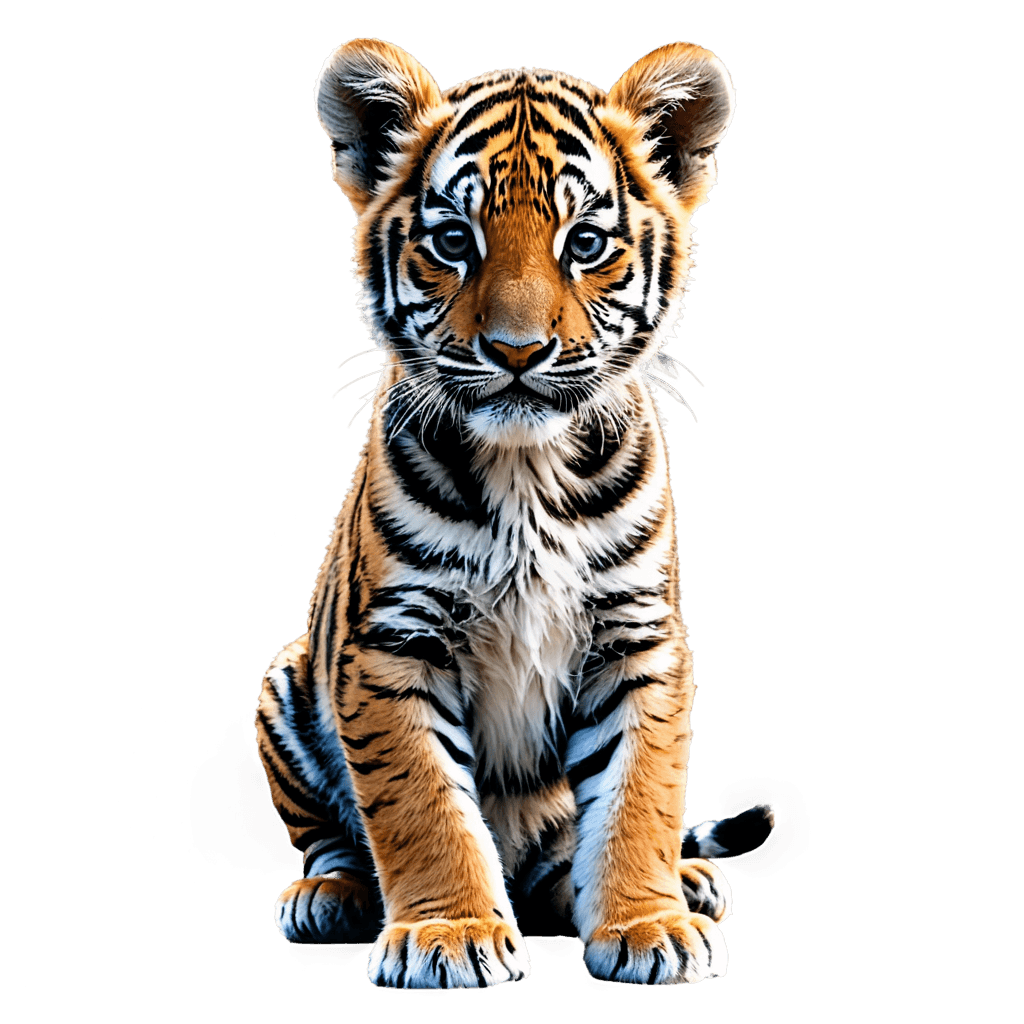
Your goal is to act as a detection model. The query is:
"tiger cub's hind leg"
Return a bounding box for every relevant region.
[678,859,731,923]
[257,636,381,943]
[276,877,374,943]
[498,787,578,937]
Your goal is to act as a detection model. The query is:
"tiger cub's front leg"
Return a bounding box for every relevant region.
[569,618,726,985]
[339,618,528,988]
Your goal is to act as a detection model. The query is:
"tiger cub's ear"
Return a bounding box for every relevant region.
[317,39,443,212]
[608,43,735,209]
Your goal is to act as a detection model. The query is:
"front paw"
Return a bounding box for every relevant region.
[679,858,732,922]
[584,908,726,984]
[369,916,530,988]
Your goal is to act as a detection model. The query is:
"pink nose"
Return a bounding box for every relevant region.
[485,339,546,371]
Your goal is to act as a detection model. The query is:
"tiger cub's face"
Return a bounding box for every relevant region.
[318,42,733,445]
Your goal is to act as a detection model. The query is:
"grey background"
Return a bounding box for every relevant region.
[3,1,1018,1020]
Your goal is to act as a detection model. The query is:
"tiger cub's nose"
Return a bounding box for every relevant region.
[479,336,555,373]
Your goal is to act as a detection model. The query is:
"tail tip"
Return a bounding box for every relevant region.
[717,803,774,856]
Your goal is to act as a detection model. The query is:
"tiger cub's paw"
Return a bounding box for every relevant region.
[276,872,380,943]
[369,916,530,988]
[583,908,727,985]
[679,858,732,922]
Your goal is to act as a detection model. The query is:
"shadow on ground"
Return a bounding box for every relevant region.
[190,720,299,872]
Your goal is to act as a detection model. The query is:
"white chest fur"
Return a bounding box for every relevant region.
[455,443,595,782]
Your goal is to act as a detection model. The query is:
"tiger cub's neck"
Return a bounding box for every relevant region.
[368,378,668,598]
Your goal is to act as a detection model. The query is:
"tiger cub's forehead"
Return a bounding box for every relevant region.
[421,68,621,231]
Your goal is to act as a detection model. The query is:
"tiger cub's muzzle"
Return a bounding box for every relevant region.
[478,336,557,375]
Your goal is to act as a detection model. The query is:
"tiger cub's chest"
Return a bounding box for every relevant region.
[455,567,590,794]
[440,448,596,790]
[395,429,657,789]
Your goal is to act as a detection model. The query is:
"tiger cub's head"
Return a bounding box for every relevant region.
[317,40,733,446]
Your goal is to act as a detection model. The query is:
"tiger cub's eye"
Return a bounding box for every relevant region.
[566,225,607,263]
[434,224,473,260]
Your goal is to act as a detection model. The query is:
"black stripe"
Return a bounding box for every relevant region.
[371,500,471,572]
[602,295,654,336]
[536,488,574,523]
[581,247,626,275]
[608,264,636,292]
[358,625,453,670]
[588,587,664,611]
[345,468,367,628]
[647,948,663,984]
[273,663,318,755]
[584,634,665,677]
[321,581,338,688]
[555,129,589,159]
[359,680,464,727]
[611,935,629,979]
[455,108,517,155]
[577,675,661,726]
[574,435,651,517]
[451,88,518,137]
[434,729,474,768]
[525,86,596,141]
[304,837,349,875]
[308,586,328,662]
[275,804,329,830]
[586,507,663,572]
[638,223,655,310]
[340,730,387,750]
[657,223,677,307]
[256,709,322,797]
[402,119,450,198]
[360,797,398,819]
[465,939,488,988]
[395,933,409,988]
[568,416,624,478]
[386,432,486,526]
[385,217,403,310]
[259,740,332,819]
[293,824,343,852]
[445,78,490,103]
[443,159,486,196]
[365,216,386,316]
[566,732,622,789]
[667,937,692,974]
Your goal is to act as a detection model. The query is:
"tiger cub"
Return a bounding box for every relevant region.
[257,39,772,987]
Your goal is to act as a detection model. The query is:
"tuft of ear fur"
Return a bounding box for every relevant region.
[317,39,442,212]
[608,43,734,209]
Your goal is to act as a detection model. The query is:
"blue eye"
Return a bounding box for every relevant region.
[566,226,607,263]
[434,224,473,260]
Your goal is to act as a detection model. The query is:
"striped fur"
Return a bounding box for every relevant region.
[256,39,771,987]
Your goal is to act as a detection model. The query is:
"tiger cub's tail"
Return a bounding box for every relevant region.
[681,805,775,859]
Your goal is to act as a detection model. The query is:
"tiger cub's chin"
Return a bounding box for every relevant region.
[464,397,573,448]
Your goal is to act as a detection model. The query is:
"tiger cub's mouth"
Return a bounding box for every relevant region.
[486,378,558,407]
[468,334,562,412]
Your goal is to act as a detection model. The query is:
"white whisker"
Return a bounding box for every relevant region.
[334,368,385,397]
[337,348,380,370]
[657,353,703,387]
[644,372,698,422]
[348,395,375,427]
